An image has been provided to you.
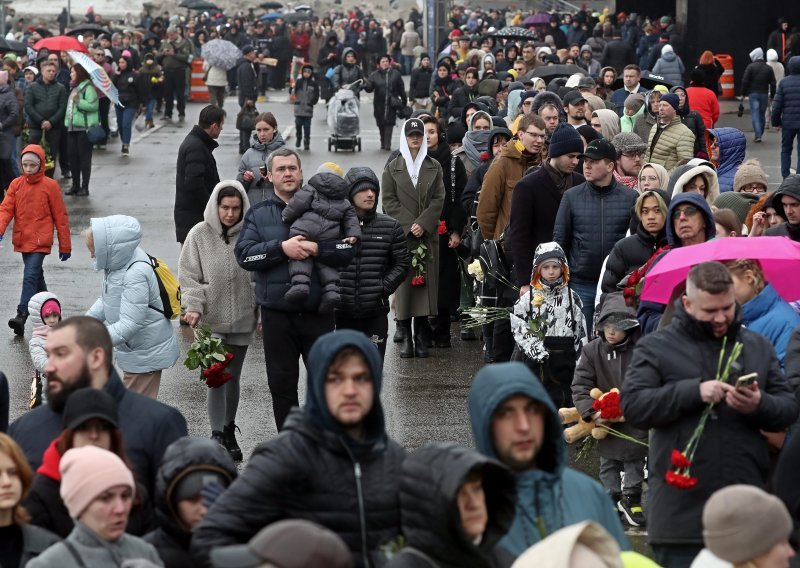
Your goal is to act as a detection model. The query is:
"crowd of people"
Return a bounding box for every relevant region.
[1,3,800,568]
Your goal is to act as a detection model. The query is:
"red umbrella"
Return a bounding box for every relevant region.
[33,36,87,53]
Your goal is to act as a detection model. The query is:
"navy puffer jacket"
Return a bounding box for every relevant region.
[553,179,638,283]
[772,57,800,129]
[708,127,746,193]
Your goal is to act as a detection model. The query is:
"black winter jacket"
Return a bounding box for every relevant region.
[235,189,355,311]
[601,223,668,293]
[175,125,220,243]
[333,49,364,90]
[553,180,637,283]
[601,39,635,75]
[24,79,67,128]
[8,370,188,498]
[447,84,477,121]
[742,60,776,97]
[385,443,516,568]
[236,58,259,104]
[509,163,584,286]
[622,303,799,544]
[191,331,405,568]
[143,438,237,568]
[113,69,140,109]
[337,167,409,319]
[409,66,433,99]
[364,67,406,126]
[766,174,800,240]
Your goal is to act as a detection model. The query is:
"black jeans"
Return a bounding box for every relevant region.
[163,67,186,118]
[335,313,389,360]
[295,116,311,147]
[27,127,60,177]
[98,96,111,136]
[67,131,92,190]
[261,307,334,430]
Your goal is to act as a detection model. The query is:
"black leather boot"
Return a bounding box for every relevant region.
[8,311,26,336]
[393,319,406,342]
[398,319,414,358]
[223,422,243,461]
[413,318,430,358]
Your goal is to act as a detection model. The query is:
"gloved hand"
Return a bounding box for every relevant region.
[0,234,3,241]
[201,481,226,509]
[59,252,70,262]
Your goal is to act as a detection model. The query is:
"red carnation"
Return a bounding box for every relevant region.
[592,391,623,420]
[481,152,489,161]
[665,470,698,490]
[438,220,448,235]
[671,449,692,470]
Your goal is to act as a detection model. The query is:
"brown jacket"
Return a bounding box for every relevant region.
[477,140,543,240]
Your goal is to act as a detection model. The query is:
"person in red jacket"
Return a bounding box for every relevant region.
[0,144,71,335]
[686,69,721,129]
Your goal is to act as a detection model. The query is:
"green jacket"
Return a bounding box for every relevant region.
[64,80,99,130]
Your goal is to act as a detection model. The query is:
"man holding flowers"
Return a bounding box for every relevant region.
[622,261,798,568]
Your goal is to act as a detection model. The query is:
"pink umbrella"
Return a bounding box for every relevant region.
[640,237,800,304]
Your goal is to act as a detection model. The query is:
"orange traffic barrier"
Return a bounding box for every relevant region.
[190,57,209,102]
[715,54,735,99]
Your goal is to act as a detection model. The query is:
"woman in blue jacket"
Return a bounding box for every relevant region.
[84,215,179,398]
[727,258,800,368]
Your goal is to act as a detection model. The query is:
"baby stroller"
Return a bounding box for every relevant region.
[327,79,362,152]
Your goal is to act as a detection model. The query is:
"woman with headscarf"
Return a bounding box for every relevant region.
[455,111,493,178]
[667,162,721,209]
[431,59,459,120]
[382,118,446,358]
[637,162,669,192]
[590,108,620,140]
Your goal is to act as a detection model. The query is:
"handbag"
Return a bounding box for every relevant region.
[86,124,106,144]
[236,103,258,131]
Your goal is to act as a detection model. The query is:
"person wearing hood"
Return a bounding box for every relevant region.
[455,110,492,177]
[510,242,587,408]
[637,161,670,192]
[578,44,601,77]
[742,47,776,143]
[633,87,666,144]
[0,144,71,336]
[291,64,319,152]
[468,362,629,557]
[382,119,445,358]
[23,389,154,539]
[685,69,720,130]
[236,111,286,204]
[771,56,800,180]
[622,261,798,567]
[447,66,479,122]
[27,291,62,407]
[670,86,706,157]
[399,21,420,75]
[511,521,625,568]
[652,44,685,87]
[590,108,620,140]
[176,105,223,244]
[363,53,406,151]
[143,437,237,568]
[509,123,585,290]
[705,127,746,193]
[336,167,409,360]
[766,48,785,86]
[766,174,800,241]
[531,91,567,137]
[667,163,720,209]
[27,446,163,568]
[386,443,517,568]
[554,138,637,334]
[601,189,670,295]
[431,60,459,119]
[84,215,180,398]
[409,54,432,111]
[619,93,645,133]
[333,48,364,92]
[191,330,405,567]
[179,181,257,459]
[572,292,648,527]
[644,93,695,173]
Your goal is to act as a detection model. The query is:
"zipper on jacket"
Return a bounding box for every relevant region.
[354,461,370,567]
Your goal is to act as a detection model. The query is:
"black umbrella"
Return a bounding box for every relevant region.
[5,39,27,54]
[283,12,311,23]
[523,64,585,81]
[181,0,221,10]
[260,1,283,9]
[491,26,537,40]
[66,23,108,36]
[611,72,673,91]
[35,27,53,38]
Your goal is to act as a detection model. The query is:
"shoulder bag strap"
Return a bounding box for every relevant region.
[62,540,88,568]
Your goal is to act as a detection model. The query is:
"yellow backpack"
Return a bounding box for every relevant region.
[129,255,182,320]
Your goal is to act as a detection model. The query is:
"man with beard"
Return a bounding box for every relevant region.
[8,316,187,497]
[563,91,589,127]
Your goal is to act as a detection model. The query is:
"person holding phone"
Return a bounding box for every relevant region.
[236,112,286,205]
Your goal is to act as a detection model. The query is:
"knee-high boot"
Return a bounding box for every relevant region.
[398,319,414,358]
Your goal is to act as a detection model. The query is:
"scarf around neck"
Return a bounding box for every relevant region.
[462,129,493,167]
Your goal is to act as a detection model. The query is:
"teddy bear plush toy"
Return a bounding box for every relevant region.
[558,388,625,443]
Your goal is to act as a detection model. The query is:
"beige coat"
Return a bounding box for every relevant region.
[179,180,258,341]
[645,116,696,173]
[382,153,445,319]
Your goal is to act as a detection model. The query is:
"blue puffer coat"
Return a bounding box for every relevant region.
[707,127,746,193]
[741,284,800,368]
[87,215,180,373]
[772,56,800,129]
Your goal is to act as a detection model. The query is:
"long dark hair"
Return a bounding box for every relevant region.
[218,186,244,243]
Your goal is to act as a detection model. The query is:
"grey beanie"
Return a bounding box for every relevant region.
[703,484,793,564]
[611,132,646,155]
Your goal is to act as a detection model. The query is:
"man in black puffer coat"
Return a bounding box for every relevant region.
[336,167,409,360]
[144,437,237,568]
[191,330,405,568]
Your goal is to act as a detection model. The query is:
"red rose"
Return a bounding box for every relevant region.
[411,276,426,287]
[223,352,234,365]
[438,220,448,235]
[671,450,692,470]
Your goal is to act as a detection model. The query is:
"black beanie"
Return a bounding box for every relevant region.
[446,121,467,144]
[548,123,584,158]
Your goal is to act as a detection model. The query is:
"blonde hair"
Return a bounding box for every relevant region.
[81,226,94,248]
[725,259,765,294]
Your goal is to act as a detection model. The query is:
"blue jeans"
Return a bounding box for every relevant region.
[145,99,156,121]
[19,252,47,314]
[402,54,414,75]
[781,127,800,178]
[749,92,768,139]
[115,106,136,145]
[570,279,597,337]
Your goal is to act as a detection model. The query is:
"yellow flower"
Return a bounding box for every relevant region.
[467,260,484,282]
[531,293,545,308]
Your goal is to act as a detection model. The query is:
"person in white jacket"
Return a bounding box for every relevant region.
[27,290,62,408]
[83,215,180,400]
[179,180,257,461]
